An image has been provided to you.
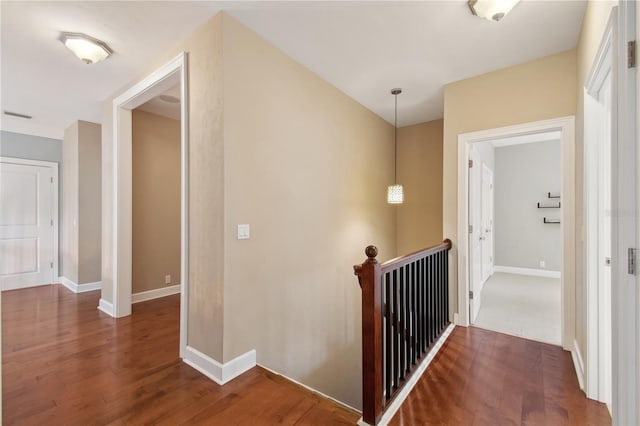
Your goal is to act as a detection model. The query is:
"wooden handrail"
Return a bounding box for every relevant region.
[380,239,452,272]
[353,239,452,425]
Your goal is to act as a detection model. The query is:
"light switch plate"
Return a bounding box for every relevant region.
[237,224,250,240]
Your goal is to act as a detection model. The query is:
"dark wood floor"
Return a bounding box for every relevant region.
[390,326,611,426]
[2,285,359,425]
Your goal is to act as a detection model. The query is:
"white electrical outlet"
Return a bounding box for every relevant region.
[539,260,546,268]
[165,274,171,284]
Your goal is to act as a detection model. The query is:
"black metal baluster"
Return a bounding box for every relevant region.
[384,272,391,400]
[444,250,449,323]
[399,266,406,380]
[411,261,416,366]
[404,264,410,375]
[437,251,442,333]
[392,269,399,391]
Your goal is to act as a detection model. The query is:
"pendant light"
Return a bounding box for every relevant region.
[387,88,404,204]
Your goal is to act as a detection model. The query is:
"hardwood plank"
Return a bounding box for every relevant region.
[2,285,359,425]
[389,327,611,426]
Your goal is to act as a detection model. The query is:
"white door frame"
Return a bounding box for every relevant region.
[110,52,189,358]
[584,9,615,404]
[613,2,638,424]
[0,156,59,287]
[456,116,575,351]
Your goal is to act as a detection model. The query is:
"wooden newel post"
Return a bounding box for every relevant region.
[353,245,383,425]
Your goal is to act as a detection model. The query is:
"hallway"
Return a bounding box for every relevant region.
[1,285,358,425]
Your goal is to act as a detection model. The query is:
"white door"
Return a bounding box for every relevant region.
[0,158,57,290]
[469,148,482,323]
[584,20,613,404]
[481,164,494,283]
[597,67,612,406]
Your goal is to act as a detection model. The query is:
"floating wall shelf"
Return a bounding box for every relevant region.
[544,217,561,224]
[538,201,561,209]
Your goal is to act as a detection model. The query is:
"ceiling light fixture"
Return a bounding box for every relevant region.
[468,0,520,22]
[61,32,113,64]
[387,88,404,205]
[159,95,180,104]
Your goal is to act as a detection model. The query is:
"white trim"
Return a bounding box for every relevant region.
[58,277,101,293]
[457,116,575,353]
[111,52,189,359]
[132,284,181,304]
[98,298,114,316]
[613,2,639,424]
[572,339,586,391]
[258,364,361,415]
[357,324,456,426]
[183,346,256,386]
[493,266,561,279]
[1,156,59,288]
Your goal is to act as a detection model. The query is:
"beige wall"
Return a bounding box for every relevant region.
[62,123,79,283]
[102,13,394,408]
[131,110,181,294]
[78,121,102,284]
[102,15,225,359]
[396,120,443,254]
[62,120,101,284]
[443,50,577,317]
[574,0,617,365]
[221,15,395,410]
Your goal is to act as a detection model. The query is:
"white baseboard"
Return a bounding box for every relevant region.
[571,339,585,391]
[58,276,102,293]
[132,284,181,304]
[494,265,561,279]
[98,298,114,316]
[358,323,456,426]
[183,346,256,385]
[257,364,361,415]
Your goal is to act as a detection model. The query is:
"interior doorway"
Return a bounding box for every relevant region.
[0,157,58,290]
[457,116,576,351]
[466,134,562,345]
[109,53,189,358]
[131,84,182,305]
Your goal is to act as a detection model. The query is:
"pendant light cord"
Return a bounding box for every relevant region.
[394,92,397,184]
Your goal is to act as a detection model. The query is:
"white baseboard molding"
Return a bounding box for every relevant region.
[358,323,456,426]
[494,265,561,279]
[58,276,102,293]
[183,346,256,385]
[132,284,181,304]
[98,298,114,316]
[258,363,361,415]
[571,339,585,391]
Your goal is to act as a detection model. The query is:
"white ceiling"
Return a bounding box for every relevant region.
[1,1,586,140]
[137,84,182,121]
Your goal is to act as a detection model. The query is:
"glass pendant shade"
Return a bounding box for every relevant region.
[387,184,404,204]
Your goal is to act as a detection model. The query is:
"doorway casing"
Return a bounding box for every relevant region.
[107,52,189,358]
[456,116,576,353]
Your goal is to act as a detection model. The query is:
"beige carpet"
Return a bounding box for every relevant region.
[472,272,561,345]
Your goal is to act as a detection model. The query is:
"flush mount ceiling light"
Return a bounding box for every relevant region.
[159,95,180,104]
[61,32,113,64]
[387,88,404,205]
[468,0,520,22]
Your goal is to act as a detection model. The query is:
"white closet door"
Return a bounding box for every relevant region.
[0,161,54,290]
